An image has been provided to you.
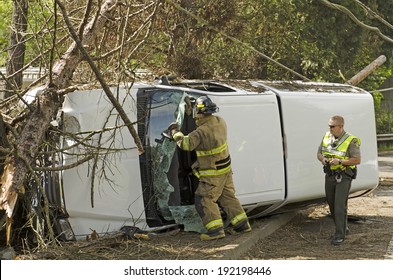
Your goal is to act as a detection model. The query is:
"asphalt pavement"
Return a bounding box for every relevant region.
[378,151,393,179]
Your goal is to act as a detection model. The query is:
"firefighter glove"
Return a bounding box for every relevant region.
[167,122,180,138]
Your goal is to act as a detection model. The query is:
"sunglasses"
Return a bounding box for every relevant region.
[329,124,341,128]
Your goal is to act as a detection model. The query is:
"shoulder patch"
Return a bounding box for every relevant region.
[353,139,360,147]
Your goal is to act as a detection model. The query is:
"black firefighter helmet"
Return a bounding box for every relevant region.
[195,96,219,115]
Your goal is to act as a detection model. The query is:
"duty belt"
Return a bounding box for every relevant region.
[323,166,344,183]
[323,161,342,175]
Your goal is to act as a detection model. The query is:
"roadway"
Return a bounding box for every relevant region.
[378,151,393,179]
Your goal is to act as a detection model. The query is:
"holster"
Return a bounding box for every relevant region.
[345,166,357,179]
[323,164,331,175]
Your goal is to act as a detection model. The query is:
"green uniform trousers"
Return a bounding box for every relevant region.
[194,172,246,230]
[325,173,352,239]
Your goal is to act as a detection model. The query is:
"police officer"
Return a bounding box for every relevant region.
[168,96,251,241]
[317,115,361,246]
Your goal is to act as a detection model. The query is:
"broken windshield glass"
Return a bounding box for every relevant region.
[147,90,205,233]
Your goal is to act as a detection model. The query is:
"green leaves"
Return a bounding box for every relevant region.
[0,0,12,66]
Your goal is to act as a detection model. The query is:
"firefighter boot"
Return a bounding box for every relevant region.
[227,220,252,235]
[200,227,225,241]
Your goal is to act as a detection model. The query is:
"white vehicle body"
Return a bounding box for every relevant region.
[57,80,379,239]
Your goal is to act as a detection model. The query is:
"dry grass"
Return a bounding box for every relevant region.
[12,183,393,260]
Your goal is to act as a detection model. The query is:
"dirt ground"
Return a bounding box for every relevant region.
[13,180,393,260]
[242,180,393,260]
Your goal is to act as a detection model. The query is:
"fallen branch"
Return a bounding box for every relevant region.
[346,55,387,86]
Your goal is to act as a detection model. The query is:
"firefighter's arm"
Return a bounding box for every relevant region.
[173,130,202,151]
[173,131,187,149]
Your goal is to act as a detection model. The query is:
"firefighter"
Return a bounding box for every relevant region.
[167,95,251,240]
[317,115,361,246]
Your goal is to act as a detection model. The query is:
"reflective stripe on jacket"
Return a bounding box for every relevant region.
[173,115,231,178]
[321,131,360,171]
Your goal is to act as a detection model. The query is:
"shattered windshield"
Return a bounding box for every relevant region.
[146,90,205,233]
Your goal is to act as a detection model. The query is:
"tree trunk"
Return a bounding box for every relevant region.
[0,0,121,244]
[5,0,28,98]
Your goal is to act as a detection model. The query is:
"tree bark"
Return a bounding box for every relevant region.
[5,0,28,98]
[346,55,387,86]
[0,0,122,236]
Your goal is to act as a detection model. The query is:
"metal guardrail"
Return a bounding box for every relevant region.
[0,67,47,82]
[377,134,393,141]
[377,134,393,146]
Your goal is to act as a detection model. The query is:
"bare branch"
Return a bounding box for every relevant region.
[33,154,95,171]
[353,0,393,31]
[319,0,393,44]
[55,0,145,154]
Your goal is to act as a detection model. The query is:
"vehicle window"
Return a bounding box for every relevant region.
[144,90,205,232]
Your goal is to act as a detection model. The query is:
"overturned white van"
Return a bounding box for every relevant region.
[53,79,379,240]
